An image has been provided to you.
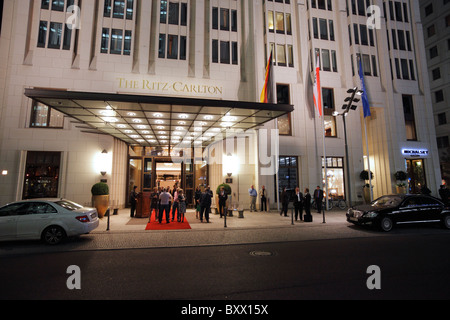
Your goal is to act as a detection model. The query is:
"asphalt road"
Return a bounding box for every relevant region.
[1,231,449,301]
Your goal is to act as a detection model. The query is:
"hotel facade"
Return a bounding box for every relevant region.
[0,0,442,210]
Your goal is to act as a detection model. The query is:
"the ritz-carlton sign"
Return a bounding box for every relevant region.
[116,77,224,97]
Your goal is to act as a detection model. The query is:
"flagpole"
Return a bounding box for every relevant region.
[322,112,327,222]
[364,117,373,202]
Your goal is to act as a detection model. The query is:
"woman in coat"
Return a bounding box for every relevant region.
[280,187,289,217]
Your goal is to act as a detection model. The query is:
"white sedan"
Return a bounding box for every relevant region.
[0,199,99,245]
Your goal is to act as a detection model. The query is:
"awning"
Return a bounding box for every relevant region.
[25,88,293,149]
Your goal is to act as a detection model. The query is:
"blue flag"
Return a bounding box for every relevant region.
[358,58,371,118]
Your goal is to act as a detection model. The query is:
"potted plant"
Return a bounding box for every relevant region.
[360,170,374,203]
[215,183,232,215]
[91,182,109,218]
[394,171,408,194]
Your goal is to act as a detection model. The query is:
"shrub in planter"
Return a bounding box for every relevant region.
[91,182,109,218]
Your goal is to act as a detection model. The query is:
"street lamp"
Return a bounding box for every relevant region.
[333,87,363,208]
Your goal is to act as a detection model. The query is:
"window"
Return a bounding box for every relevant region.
[319,18,328,40]
[30,101,64,128]
[110,29,123,54]
[268,11,274,33]
[169,2,180,25]
[403,95,417,141]
[48,22,63,49]
[322,88,335,115]
[277,85,291,135]
[276,12,285,34]
[277,45,286,66]
[438,112,447,126]
[220,41,230,64]
[425,4,433,16]
[167,34,179,59]
[101,28,110,53]
[429,46,438,59]
[160,0,167,23]
[277,156,298,196]
[38,21,48,48]
[113,0,125,19]
[322,157,345,200]
[220,8,229,30]
[23,152,61,200]
[432,68,441,80]
[435,90,444,103]
[437,136,449,149]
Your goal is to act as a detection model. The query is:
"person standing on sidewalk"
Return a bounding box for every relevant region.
[218,186,228,218]
[159,188,173,224]
[177,189,186,222]
[280,187,289,216]
[260,185,268,212]
[314,186,324,213]
[148,187,159,223]
[293,187,304,221]
[304,188,312,220]
[129,186,138,218]
[248,185,257,212]
[200,186,213,223]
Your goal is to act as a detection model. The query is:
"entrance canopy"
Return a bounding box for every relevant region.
[25,88,293,149]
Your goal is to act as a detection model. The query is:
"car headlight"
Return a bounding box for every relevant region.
[365,212,378,218]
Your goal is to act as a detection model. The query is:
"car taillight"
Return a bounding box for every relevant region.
[75,215,90,223]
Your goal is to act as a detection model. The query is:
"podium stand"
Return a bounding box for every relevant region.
[135,192,151,218]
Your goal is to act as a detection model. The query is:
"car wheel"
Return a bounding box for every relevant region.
[42,226,66,245]
[380,217,393,232]
[442,215,450,230]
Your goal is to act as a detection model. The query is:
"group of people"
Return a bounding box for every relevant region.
[194,185,214,223]
[280,186,322,221]
[248,185,324,221]
[129,185,187,224]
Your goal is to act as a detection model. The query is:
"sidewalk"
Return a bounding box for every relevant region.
[94,207,347,233]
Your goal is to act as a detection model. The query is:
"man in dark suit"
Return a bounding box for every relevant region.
[314,186,323,213]
[200,186,213,223]
[218,186,228,218]
[293,187,304,221]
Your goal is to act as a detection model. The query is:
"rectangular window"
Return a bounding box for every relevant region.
[401,58,409,80]
[277,85,291,135]
[322,49,330,71]
[30,101,64,128]
[124,30,132,55]
[286,14,292,35]
[51,0,65,12]
[371,55,378,77]
[180,3,188,26]
[41,0,50,10]
[322,157,346,200]
[180,35,186,60]
[360,24,368,45]
[277,44,286,66]
[101,28,110,53]
[231,10,238,32]
[38,21,48,48]
[232,41,238,65]
[320,18,328,40]
[220,8,230,31]
[167,34,178,59]
[23,152,61,200]
[113,0,125,19]
[126,0,134,20]
[313,18,319,39]
[288,45,294,67]
[277,156,298,196]
[212,39,218,63]
[220,41,230,64]
[159,33,166,58]
[212,7,218,29]
[160,0,167,23]
[276,12,285,34]
[110,29,123,54]
[48,22,63,49]
[331,50,337,72]
[362,54,371,76]
[62,24,72,50]
[353,24,359,44]
[168,2,179,25]
[329,20,334,41]
[104,0,112,17]
[322,88,335,114]
[403,95,417,141]
[268,11,274,33]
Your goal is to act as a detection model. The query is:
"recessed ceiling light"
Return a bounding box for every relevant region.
[178,121,186,125]
[132,119,143,123]
[154,113,163,118]
[127,112,136,116]
[204,115,213,120]
[155,120,164,124]
[179,114,188,119]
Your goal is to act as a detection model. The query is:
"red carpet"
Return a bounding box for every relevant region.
[145,209,191,230]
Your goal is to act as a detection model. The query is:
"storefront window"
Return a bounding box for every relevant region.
[322,157,345,200]
[23,151,61,199]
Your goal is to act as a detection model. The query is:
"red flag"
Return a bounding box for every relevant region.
[260,52,273,103]
[313,53,322,117]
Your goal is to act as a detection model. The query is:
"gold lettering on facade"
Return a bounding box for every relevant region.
[116,78,223,97]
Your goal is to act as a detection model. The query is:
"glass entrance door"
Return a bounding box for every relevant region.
[406,159,426,194]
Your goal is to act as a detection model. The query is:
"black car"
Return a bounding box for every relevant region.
[346,194,450,232]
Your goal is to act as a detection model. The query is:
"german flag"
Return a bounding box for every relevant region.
[260,52,274,103]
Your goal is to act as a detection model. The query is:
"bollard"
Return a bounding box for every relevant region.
[106,208,110,231]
